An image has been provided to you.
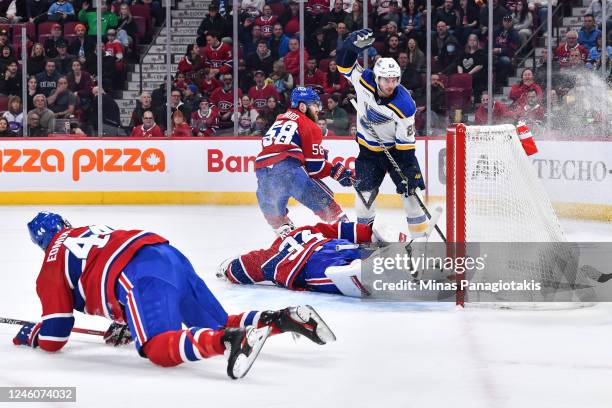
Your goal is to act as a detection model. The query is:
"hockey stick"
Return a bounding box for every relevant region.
[0,317,106,337]
[354,187,378,210]
[349,98,447,242]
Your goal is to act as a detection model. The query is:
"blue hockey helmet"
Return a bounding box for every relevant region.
[27,212,71,251]
[290,86,321,109]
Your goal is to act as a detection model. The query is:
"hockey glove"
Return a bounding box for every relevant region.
[13,322,41,347]
[391,149,425,195]
[103,322,133,346]
[344,28,375,53]
[331,162,355,187]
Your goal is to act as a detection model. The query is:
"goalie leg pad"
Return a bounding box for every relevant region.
[402,195,428,238]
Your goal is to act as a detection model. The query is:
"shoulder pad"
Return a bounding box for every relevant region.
[387,85,416,119]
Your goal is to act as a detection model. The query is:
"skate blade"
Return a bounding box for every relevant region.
[231,326,271,379]
[297,305,337,344]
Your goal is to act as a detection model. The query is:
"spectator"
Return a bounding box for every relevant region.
[183,84,200,113]
[85,86,123,135]
[155,89,191,130]
[585,0,612,28]
[327,21,350,58]
[474,92,513,125]
[103,28,124,74]
[304,57,325,93]
[323,59,348,96]
[140,0,163,27]
[349,123,357,138]
[325,94,349,135]
[243,24,264,58]
[458,34,487,103]
[27,42,46,76]
[130,110,164,137]
[284,37,309,78]
[371,0,402,28]
[36,60,60,97]
[66,59,93,111]
[68,23,96,73]
[203,31,232,76]
[493,15,520,88]
[170,110,192,137]
[247,40,274,76]
[27,94,55,134]
[344,0,363,31]
[151,76,169,106]
[47,0,75,22]
[0,60,22,96]
[27,112,47,136]
[514,88,544,126]
[173,72,188,92]
[534,48,560,90]
[0,45,15,73]
[242,0,264,18]
[129,91,153,128]
[197,3,229,41]
[0,28,8,48]
[27,0,51,23]
[280,0,313,36]
[3,95,23,135]
[555,30,588,68]
[250,69,281,111]
[478,0,508,37]
[512,0,533,47]
[509,68,542,107]
[317,117,336,137]
[197,67,222,97]
[52,39,75,75]
[432,21,458,68]
[385,21,407,48]
[320,0,347,30]
[190,97,219,136]
[435,0,460,34]
[44,23,65,58]
[47,76,76,119]
[269,23,290,60]
[178,44,205,83]
[117,3,137,49]
[439,37,462,75]
[234,94,259,135]
[455,0,479,45]
[306,28,331,61]
[78,1,118,38]
[401,0,423,46]
[398,51,423,96]
[382,34,402,60]
[0,0,25,23]
[0,117,16,136]
[267,61,292,102]
[587,35,612,70]
[250,115,267,136]
[209,73,243,128]
[260,95,282,127]
[256,4,278,39]
[406,37,425,73]
[578,14,601,51]
[26,76,37,110]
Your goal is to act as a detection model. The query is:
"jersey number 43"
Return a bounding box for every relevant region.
[262,120,298,146]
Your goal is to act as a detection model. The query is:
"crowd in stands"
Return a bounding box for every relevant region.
[0,0,610,137]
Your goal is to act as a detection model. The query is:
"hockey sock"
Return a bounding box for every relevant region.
[402,195,428,238]
[226,312,282,336]
[143,328,225,367]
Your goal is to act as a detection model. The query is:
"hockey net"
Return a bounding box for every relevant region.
[446,124,595,309]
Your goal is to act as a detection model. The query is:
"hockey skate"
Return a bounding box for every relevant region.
[261,305,336,345]
[222,326,271,379]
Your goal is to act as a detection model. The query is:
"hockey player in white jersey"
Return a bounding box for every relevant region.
[336,28,429,239]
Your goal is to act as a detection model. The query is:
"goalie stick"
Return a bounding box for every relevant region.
[0,317,105,337]
[349,98,447,242]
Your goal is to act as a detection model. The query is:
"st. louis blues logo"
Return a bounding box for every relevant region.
[365,104,392,125]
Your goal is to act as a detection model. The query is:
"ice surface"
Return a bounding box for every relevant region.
[1,205,611,408]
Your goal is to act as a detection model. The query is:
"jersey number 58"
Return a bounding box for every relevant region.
[262,120,298,146]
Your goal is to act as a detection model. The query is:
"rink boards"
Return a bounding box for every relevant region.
[0,136,610,221]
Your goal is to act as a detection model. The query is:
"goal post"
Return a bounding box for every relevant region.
[445,123,595,308]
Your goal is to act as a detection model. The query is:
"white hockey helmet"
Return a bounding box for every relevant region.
[373,57,401,80]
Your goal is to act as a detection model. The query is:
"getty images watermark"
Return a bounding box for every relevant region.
[359,242,611,302]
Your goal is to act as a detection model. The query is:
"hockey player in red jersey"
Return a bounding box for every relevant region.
[255,86,354,234]
[14,212,336,379]
[217,220,396,297]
